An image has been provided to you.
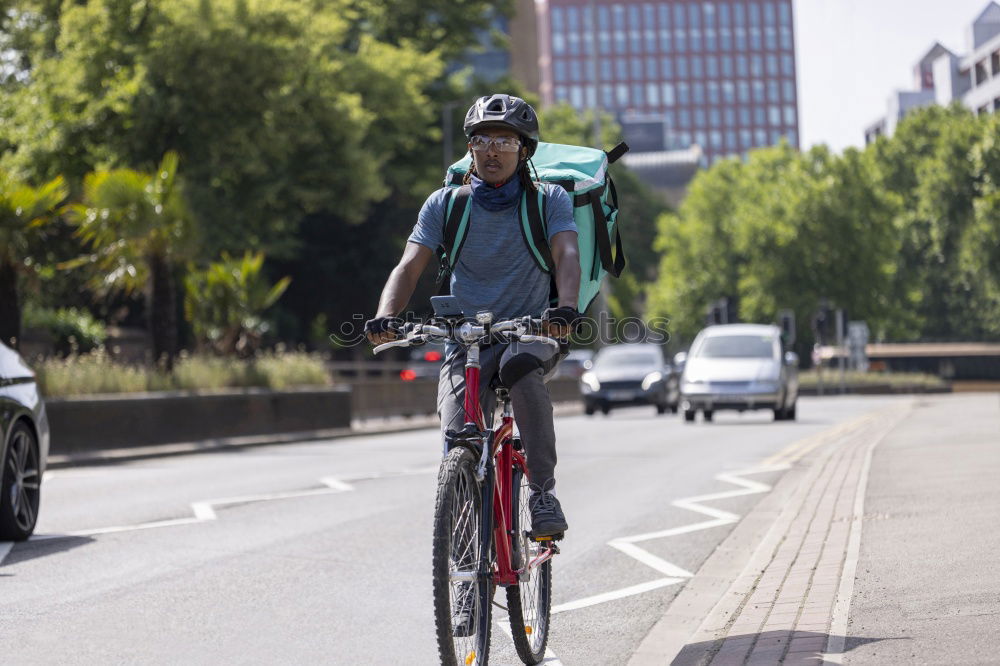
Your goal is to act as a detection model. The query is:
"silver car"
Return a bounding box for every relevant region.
[0,341,49,540]
[678,324,798,423]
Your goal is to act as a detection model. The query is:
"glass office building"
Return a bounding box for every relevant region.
[538,1,799,163]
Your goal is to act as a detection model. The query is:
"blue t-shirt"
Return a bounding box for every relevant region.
[408,184,577,320]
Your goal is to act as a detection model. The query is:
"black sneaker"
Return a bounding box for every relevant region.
[529,490,569,537]
[452,582,475,637]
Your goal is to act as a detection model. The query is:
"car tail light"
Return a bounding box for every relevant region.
[424,351,442,362]
[400,369,417,381]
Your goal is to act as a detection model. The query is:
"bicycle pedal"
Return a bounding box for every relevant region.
[530,531,565,542]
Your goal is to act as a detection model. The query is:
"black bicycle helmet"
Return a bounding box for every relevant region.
[463,94,540,157]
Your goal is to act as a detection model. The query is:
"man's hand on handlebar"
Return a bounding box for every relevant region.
[365,316,403,346]
[542,306,582,339]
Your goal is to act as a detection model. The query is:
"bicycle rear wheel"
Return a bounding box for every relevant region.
[433,446,492,666]
[506,465,552,665]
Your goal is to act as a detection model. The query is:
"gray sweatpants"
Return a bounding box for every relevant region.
[437,340,562,491]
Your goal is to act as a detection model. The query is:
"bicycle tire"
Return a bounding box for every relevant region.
[505,465,552,665]
[433,446,493,666]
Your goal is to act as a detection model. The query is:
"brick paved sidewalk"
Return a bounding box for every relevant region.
[670,405,911,666]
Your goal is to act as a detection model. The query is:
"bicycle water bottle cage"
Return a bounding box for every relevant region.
[445,423,484,455]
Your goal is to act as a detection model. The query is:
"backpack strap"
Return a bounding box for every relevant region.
[436,185,473,295]
[518,186,554,273]
[589,180,626,279]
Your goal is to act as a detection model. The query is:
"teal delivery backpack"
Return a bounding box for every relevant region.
[438,141,629,313]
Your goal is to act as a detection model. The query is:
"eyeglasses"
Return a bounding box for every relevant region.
[469,135,522,153]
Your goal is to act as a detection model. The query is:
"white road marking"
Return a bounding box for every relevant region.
[551,464,789,615]
[0,541,13,566]
[823,417,897,663]
[497,618,564,664]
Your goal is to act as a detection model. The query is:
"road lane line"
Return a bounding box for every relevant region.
[608,543,695,579]
[497,618,564,664]
[0,541,12,566]
[762,413,879,467]
[552,577,688,614]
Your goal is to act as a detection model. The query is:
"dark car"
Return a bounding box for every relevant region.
[580,343,679,416]
[0,341,49,540]
[551,348,594,380]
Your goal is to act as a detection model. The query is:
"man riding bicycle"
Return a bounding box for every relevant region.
[365,94,581,537]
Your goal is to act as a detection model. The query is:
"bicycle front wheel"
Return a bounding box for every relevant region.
[433,446,492,666]
[506,465,552,665]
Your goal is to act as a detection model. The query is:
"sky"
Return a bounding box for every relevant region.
[794,0,992,151]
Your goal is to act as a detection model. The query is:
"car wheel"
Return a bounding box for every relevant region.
[683,410,696,422]
[656,403,667,415]
[773,407,785,421]
[601,403,611,416]
[786,402,797,421]
[702,410,714,422]
[0,421,42,541]
[670,403,679,414]
[584,405,595,416]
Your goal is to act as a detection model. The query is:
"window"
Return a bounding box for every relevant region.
[708,81,720,103]
[601,60,612,81]
[616,83,629,107]
[586,85,597,108]
[553,32,566,55]
[631,57,643,79]
[709,108,721,126]
[647,56,659,80]
[647,83,660,106]
[662,82,676,105]
[601,84,614,106]
[753,80,764,102]
[768,80,779,102]
[752,55,763,77]
[613,4,627,54]
[720,26,732,50]
[678,131,692,147]
[724,108,735,125]
[770,129,782,144]
[784,105,796,125]
[693,82,705,104]
[764,3,776,25]
[738,81,750,103]
[586,59,596,79]
[780,26,793,50]
[704,2,717,50]
[737,55,748,76]
[765,26,777,50]
[659,5,672,52]
[662,57,674,78]
[616,59,628,80]
[754,107,765,125]
[555,85,568,102]
[570,85,584,108]
[554,60,567,81]
[726,130,737,150]
[734,2,745,28]
[722,56,733,77]
[691,56,703,78]
[570,59,582,82]
[788,129,798,146]
[678,81,690,104]
[552,7,564,32]
[755,128,767,145]
[782,55,794,76]
[707,56,719,77]
[779,3,791,26]
[689,3,701,50]
[695,131,708,148]
[664,110,676,127]
[629,5,641,30]
[677,56,689,78]
[740,129,751,149]
[976,60,989,86]
[710,130,722,148]
[783,79,795,102]
[567,7,580,55]
[644,5,657,51]
[723,80,735,103]
[769,106,781,126]
[740,108,750,125]
[992,51,1000,76]
[599,7,612,53]
[767,54,778,76]
[679,108,691,128]
[749,3,761,49]
[674,3,686,29]
[632,84,645,106]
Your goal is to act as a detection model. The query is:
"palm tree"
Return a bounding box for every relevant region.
[0,172,68,349]
[66,152,195,369]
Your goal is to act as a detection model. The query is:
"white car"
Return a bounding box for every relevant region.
[679,324,798,423]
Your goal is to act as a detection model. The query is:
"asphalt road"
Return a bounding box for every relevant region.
[1,396,904,665]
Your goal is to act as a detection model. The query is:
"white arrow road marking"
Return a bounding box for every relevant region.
[551,464,789,616]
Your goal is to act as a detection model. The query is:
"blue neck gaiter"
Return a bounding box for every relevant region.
[470,172,523,211]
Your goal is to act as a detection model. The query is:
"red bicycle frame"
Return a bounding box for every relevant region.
[461,344,555,587]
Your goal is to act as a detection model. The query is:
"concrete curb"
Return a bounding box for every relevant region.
[47,402,584,469]
[629,401,913,666]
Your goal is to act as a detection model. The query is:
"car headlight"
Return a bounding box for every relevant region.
[641,372,663,391]
[580,372,600,392]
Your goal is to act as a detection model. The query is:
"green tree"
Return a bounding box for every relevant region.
[184,251,290,356]
[66,152,194,367]
[0,170,67,348]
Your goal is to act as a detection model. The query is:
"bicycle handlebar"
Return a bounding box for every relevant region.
[371,317,558,355]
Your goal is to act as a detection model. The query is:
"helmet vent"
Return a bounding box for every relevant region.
[486,98,507,114]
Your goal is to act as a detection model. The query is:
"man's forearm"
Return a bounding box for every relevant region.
[554,248,581,309]
[375,265,419,317]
